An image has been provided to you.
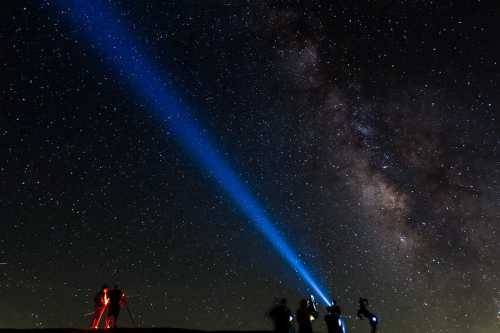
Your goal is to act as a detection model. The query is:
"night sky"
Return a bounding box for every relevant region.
[1,1,500,332]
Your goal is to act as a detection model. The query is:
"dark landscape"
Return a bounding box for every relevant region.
[0,329,270,333]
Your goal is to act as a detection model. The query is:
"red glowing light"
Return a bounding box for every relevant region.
[91,289,110,329]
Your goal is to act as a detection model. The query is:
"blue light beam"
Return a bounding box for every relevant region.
[55,0,331,306]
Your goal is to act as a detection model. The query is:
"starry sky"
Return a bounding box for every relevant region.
[1,1,500,332]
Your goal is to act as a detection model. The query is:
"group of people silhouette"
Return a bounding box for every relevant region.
[89,284,377,332]
[268,296,378,333]
[90,284,126,329]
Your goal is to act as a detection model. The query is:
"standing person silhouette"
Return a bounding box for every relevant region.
[90,285,109,329]
[296,298,318,333]
[325,303,344,333]
[105,285,125,328]
[268,298,293,333]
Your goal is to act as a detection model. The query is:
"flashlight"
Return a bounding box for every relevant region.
[309,295,318,312]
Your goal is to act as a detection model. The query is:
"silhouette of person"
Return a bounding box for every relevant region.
[296,298,318,333]
[357,298,378,333]
[268,298,293,333]
[324,304,343,333]
[90,285,109,329]
[105,285,125,328]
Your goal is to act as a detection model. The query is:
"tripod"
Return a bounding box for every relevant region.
[124,300,138,328]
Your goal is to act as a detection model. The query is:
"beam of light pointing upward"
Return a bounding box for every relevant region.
[54,0,331,306]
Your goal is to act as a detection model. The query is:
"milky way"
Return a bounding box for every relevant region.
[1,1,499,332]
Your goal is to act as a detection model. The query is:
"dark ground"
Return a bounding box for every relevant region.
[0,329,270,333]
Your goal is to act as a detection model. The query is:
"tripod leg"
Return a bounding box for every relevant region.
[94,305,107,329]
[125,303,137,327]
